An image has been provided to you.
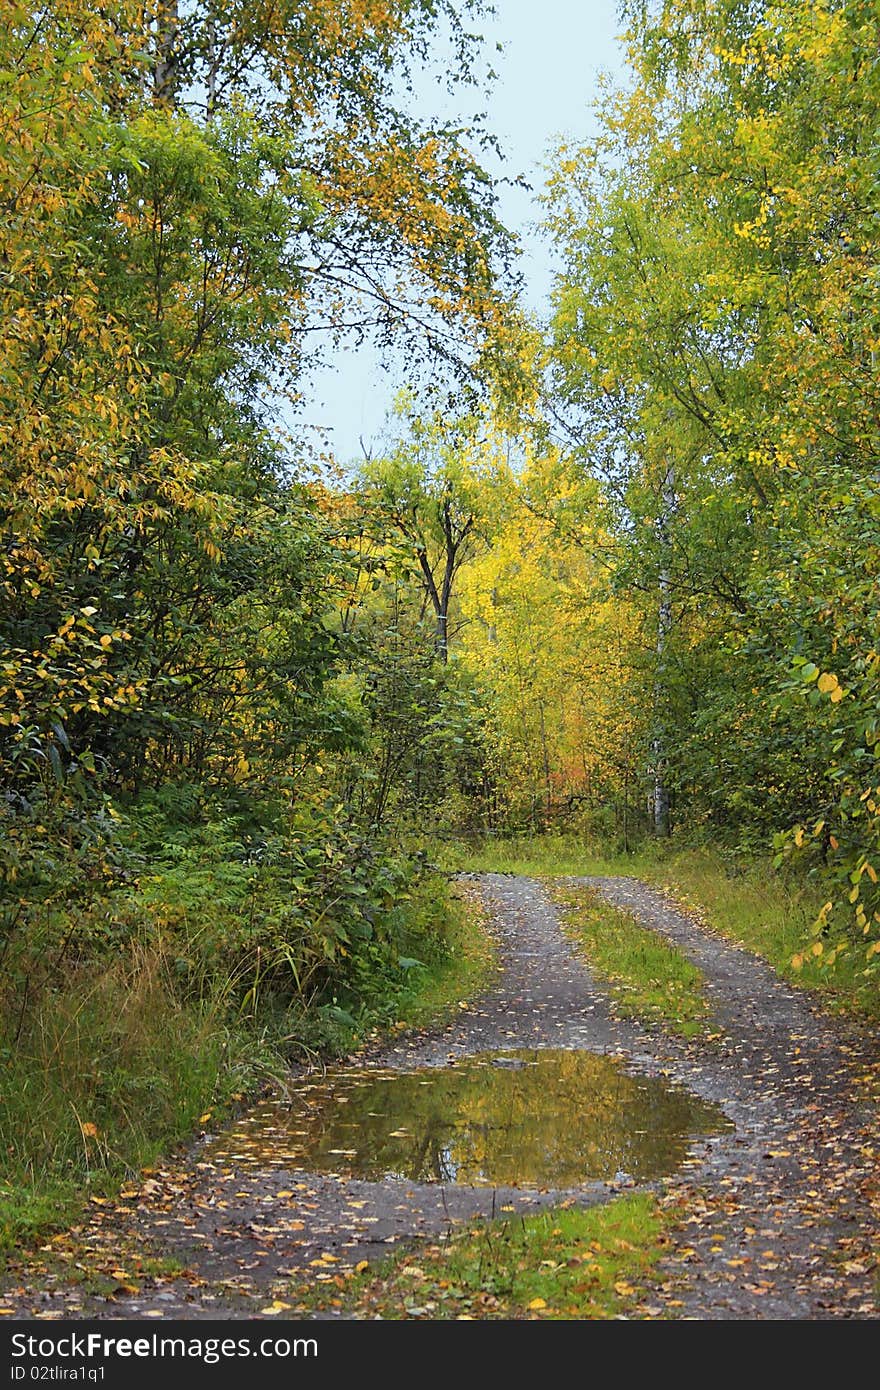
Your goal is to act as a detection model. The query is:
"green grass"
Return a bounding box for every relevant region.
[292,1192,669,1320]
[625,848,878,1017]
[0,944,275,1255]
[392,880,497,1031]
[451,836,879,1019]
[447,833,619,878]
[550,883,712,1038]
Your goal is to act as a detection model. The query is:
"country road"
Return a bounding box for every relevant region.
[4,875,879,1320]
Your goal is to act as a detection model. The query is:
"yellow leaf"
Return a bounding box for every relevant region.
[528,1297,547,1310]
[260,1301,292,1315]
[80,1122,98,1138]
[817,671,838,694]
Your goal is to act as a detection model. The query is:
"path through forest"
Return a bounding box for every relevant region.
[4,875,879,1320]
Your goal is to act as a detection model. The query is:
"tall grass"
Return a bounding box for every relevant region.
[0,941,276,1251]
[447,833,618,878]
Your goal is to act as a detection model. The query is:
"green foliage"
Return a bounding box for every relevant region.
[1,0,519,817]
[541,0,880,976]
[337,620,492,833]
[107,787,458,1030]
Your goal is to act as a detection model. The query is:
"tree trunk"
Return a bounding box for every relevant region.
[538,699,552,819]
[652,463,674,837]
[153,1,180,107]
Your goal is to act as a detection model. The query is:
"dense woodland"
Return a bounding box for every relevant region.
[2,0,879,1220]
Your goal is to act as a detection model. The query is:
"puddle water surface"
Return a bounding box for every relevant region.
[204,1050,731,1188]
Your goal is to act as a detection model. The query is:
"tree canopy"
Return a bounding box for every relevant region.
[3,0,879,1062]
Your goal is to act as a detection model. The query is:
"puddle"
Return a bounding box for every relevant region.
[204,1050,731,1188]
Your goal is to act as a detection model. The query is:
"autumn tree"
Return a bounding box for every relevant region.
[542,0,880,959]
[0,0,523,977]
[355,403,507,661]
[1,0,520,788]
[457,446,647,838]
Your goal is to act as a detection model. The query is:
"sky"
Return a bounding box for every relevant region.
[298,1,629,466]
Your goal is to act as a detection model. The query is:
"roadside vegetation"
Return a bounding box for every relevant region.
[293,1193,669,1320]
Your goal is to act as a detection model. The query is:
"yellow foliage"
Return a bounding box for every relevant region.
[457,445,644,820]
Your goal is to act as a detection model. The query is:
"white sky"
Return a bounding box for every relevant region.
[297,1,628,464]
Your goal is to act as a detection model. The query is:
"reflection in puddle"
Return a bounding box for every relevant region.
[204,1050,731,1188]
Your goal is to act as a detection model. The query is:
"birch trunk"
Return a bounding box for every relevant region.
[652,463,674,837]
